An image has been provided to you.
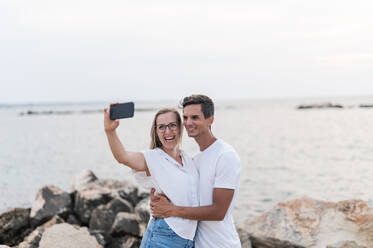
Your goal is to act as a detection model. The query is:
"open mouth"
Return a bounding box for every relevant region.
[164,136,176,143]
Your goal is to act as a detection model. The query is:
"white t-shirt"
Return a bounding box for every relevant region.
[193,139,241,248]
[134,148,199,241]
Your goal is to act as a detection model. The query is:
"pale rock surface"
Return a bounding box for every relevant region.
[327,241,367,248]
[245,197,373,248]
[39,223,102,248]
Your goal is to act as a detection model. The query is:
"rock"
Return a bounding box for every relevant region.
[244,197,373,248]
[74,178,131,225]
[250,235,306,248]
[111,213,141,237]
[89,198,133,242]
[66,214,81,225]
[236,227,252,248]
[72,170,98,192]
[297,102,344,109]
[117,186,139,207]
[107,236,141,248]
[108,197,134,214]
[89,232,106,247]
[30,185,72,227]
[359,104,373,108]
[0,208,31,246]
[326,241,367,248]
[38,223,103,248]
[134,198,150,223]
[18,216,64,248]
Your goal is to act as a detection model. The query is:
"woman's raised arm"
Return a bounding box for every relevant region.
[104,104,147,171]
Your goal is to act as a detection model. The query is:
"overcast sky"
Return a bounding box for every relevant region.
[1,0,373,103]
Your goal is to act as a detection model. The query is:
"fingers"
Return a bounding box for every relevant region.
[150,188,156,202]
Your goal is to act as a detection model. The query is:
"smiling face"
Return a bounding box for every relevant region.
[155,112,180,151]
[183,104,213,138]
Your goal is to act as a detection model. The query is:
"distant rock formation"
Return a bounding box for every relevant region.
[297,102,344,109]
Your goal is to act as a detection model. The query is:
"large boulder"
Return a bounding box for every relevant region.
[72,170,132,225]
[89,197,133,241]
[30,185,72,227]
[244,197,373,248]
[38,223,102,248]
[0,208,31,246]
[111,212,141,237]
[18,216,64,248]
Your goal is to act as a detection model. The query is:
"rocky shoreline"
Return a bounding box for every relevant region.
[0,170,371,248]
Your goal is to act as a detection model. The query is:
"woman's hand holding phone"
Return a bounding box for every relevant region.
[104,103,120,132]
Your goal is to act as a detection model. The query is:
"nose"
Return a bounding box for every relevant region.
[164,127,172,133]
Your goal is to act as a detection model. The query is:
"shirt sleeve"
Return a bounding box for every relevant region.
[214,151,241,189]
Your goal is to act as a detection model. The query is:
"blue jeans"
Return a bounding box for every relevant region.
[140,218,195,248]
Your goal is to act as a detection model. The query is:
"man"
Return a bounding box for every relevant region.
[151,94,241,247]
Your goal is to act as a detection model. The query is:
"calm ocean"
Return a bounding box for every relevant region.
[2,97,373,225]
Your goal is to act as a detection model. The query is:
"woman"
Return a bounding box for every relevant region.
[104,104,198,248]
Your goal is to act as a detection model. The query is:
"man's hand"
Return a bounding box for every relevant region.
[150,189,173,218]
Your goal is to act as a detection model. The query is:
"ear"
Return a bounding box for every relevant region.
[207,116,214,126]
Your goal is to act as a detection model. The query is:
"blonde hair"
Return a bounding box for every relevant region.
[150,107,183,149]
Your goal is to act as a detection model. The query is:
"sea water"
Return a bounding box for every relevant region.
[1,97,373,225]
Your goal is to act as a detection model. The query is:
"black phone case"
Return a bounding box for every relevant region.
[110,102,135,120]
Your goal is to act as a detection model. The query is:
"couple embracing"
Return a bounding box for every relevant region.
[104,95,241,248]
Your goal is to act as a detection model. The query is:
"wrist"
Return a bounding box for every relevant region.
[170,205,179,217]
[105,129,116,134]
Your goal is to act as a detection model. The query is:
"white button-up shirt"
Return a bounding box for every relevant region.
[134,148,199,241]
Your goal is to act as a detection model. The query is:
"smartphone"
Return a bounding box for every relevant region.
[110,102,135,120]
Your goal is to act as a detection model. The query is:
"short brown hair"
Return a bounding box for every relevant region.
[180,94,214,118]
[150,108,183,149]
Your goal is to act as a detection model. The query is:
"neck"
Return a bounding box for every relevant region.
[195,132,217,151]
[162,146,180,160]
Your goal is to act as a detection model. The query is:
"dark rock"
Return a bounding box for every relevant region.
[359,104,373,108]
[134,198,150,224]
[89,197,133,242]
[118,186,139,207]
[73,170,132,225]
[297,102,344,110]
[107,236,141,248]
[30,185,72,227]
[66,214,81,226]
[108,198,133,214]
[111,213,141,237]
[89,231,106,247]
[0,208,31,246]
[250,235,306,248]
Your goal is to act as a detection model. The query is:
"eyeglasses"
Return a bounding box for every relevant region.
[157,122,178,132]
